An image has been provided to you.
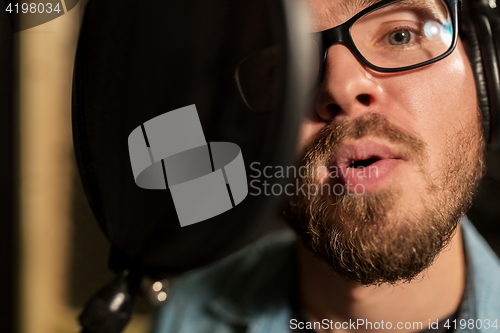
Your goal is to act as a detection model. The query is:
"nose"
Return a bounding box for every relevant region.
[315,44,384,122]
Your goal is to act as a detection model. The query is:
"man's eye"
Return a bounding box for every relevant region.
[388,29,412,45]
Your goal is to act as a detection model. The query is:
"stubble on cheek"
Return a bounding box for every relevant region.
[285,110,485,286]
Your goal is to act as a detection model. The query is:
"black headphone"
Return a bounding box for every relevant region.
[461,0,500,150]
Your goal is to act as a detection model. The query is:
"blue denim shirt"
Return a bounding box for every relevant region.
[152,217,500,333]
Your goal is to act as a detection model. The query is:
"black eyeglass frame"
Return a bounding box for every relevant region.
[311,0,460,81]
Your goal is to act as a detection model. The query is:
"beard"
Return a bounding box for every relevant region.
[285,112,485,286]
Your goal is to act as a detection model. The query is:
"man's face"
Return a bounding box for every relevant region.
[285,0,486,285]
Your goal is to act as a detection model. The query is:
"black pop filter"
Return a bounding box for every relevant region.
[73,0,314,330]
[73,0,313,276]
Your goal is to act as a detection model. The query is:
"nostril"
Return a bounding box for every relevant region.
[356,94,371,106]
[326,104,341,117]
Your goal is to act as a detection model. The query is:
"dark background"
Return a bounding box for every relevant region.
[0,3,16,331]
[468,151,500,255]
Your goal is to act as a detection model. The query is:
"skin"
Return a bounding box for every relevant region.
[295,0,478,332]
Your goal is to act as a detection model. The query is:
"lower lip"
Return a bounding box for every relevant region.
[338,159,402,192]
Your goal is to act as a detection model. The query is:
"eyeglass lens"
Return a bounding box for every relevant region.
[235,0,453,112]
[351,0,453,69]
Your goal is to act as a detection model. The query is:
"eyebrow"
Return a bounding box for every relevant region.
[358,0,383,7]
[341,0,448,21]
[339,0,382,17]
[389,0,448,20]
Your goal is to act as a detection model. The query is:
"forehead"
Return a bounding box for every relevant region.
[305,0,380,30]
[305,0,448,31]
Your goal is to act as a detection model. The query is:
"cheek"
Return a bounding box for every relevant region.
[385,42,478,171]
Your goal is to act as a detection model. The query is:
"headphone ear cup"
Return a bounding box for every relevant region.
[463,16,491,145]
[472,15,500,150]
[485,15,500,150]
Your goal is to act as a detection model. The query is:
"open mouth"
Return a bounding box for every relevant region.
[347,157,381,168]
[328,140,406,191]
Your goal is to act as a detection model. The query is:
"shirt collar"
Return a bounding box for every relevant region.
[207,230,297,332]
[207,217,500,332]
[456,216,500,332]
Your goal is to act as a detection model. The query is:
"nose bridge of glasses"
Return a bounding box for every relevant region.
[319,22,352,57]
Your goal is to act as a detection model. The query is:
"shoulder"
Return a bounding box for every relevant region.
[152,229,297,333]
[461,218,500,321]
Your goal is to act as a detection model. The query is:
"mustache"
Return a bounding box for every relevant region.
[303,113,428,165]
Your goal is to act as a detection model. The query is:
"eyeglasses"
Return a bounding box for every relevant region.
[236,0,459,112]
